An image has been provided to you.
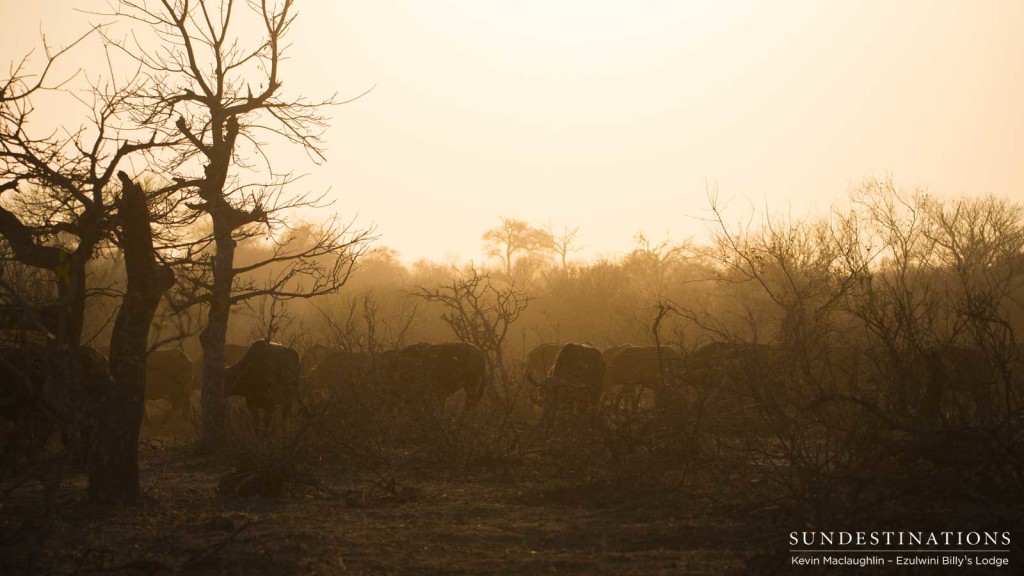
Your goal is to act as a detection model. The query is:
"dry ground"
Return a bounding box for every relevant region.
[9,401,1014,575]
[0,415,775,575]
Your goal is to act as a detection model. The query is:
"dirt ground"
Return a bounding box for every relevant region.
[0,423,777,575]
[6,397,1024,575]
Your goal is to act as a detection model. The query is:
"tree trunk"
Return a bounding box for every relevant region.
[199,221,237,447]
[194,121,249,449]
[64,256,89,346]
[45,256,93,462]
[88,173,173,502]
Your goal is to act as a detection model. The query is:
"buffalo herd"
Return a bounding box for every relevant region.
[0,344,113,459]
[1,336,1011,449]
[524,343,682,425]
[1,339,493,442]
[519,340,1012,429]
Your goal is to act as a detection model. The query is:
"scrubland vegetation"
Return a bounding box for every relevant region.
[5,178,1024,573]
[1,0,1021,573]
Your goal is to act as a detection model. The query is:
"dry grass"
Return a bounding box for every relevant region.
[0,432,761,575]
[4,374,1022,575]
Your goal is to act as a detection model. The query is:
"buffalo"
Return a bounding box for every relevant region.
[193,342,248,391]
[911,345,998,424]
[224,340,302,434]
[602,345,680,408]
[0,345,46,420]
[144,348,195,419]
[1,344,112,462]
[77,345,112,392]
[600,344,634,367]
[0,345,50,460]
[680,341,766,387]
[383,342,487,407]
[224,343,248,366]
[524,343,562,384]
[69,345,112,453]
[145,344,194,416]
[676,341,772,430]
[302,344,340,376]
[527,343,605,426]
[96,346,195,421]
[311,350,372,398]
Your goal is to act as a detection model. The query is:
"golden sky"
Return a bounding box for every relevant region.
[3,1,1023,263]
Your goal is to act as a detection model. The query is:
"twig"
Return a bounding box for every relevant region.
[180,519,252,569]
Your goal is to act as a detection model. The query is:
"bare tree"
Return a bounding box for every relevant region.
[313,289,418,353]
[483,217,552,278]
[416,266,531,388]
[102,0,373,445]
[0,31,190,501]
[91,172,174,501]
[0,32,172,348]
[921,193,1024,427]
[703,194,861,351]
[834,179,946,417]
[623,233,692,302]
[545,222,582,270]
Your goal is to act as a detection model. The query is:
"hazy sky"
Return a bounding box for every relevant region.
[3,1,1023,264]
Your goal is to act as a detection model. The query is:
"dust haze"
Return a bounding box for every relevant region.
[1,1,1022,574]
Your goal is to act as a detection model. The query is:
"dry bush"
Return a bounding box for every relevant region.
[296,352,468,498]
[214,407,325,499]
[674,182,1024,525]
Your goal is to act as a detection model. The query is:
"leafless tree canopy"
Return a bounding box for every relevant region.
[79,0,377,446]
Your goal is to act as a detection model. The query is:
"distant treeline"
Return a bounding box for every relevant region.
[45,177,1024,381]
